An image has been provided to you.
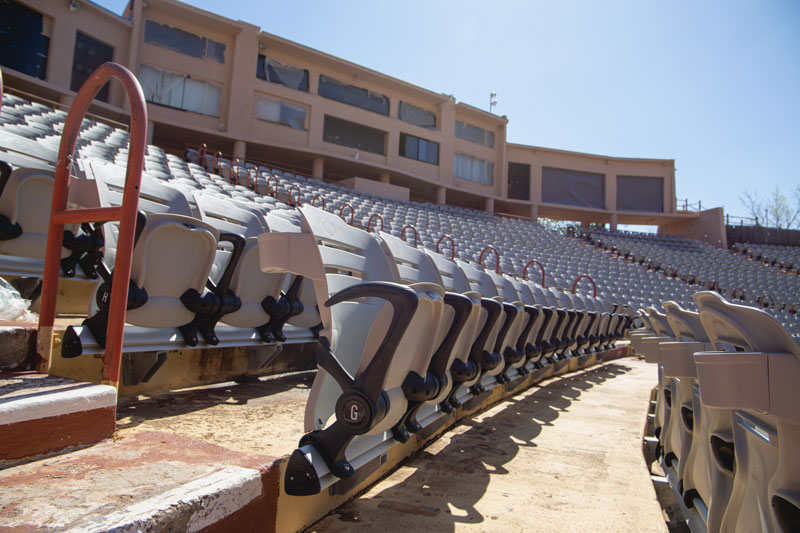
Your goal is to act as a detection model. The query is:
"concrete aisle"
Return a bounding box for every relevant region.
[310,358,667,533]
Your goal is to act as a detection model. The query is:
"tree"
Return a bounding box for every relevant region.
[739,185,800,229]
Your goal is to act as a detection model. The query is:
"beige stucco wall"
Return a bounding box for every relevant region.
[4,0,696,231]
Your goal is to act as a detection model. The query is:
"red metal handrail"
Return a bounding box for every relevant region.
[230,158,241,185]
[198,143,207,170]
[572,274,597,298]
[758,295,774,309]
[478,245,500,274]
[790,303,798,315]
[683,273,697,285]
[339,203,354,225]
[266,175,279,197]
[288,184,302,207]
[367,213,384,233]
[436,234,455,260]
[401,224,418,247]
[731,287,746,301]
[663,266,677,279]
[212,151,223,175]
[311,193,326,209]
[247,167,258,191]
[523,259,546,287]
[38,62,147,388]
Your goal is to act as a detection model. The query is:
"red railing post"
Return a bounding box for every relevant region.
[266,175,279,198]
[339,203,354,225]
[401,224,418,247]
[436,234,455,260]
[366,213,384,233]
[731,287,745,301]
[288,184,302,207]
[246,167,259,191]
[212,151,222,175]
[758,295,774,309]
[38,62,146,388]
[230,158,241,185]
[790,304,798,315]
[198,143,207,170]
[523,259,546,287]
[571,274,597,298]
[311,193,326,209]
[478,245,500,274]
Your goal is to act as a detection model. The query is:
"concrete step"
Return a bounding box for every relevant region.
[0,372,116,462]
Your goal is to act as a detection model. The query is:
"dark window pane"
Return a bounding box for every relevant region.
[144,20,225,63]
[71,32,114,102]
[455,120,493,147]
[542,167,605,209]
[323,115,386,155]
[617,175,664,212]
[0,0,49,80]
[256,54,309,91]
[318,75,389,116]
[507,162,530,201]
[399,133,439,165]
[399,101,436,128]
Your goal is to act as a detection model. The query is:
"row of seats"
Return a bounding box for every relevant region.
[733,242,800,274]
[632,294,800,532]
[256,205,630,495]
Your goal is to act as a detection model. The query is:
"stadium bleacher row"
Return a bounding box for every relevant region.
[2,63,800,530]
[632,294,800,533]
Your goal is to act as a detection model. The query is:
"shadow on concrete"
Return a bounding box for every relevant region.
[115,369,314,430]
[314,362,634,531]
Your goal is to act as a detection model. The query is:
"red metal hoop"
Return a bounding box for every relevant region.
[367,213,384,233]
[478,245,500,274]
[266,175,279,198]
[288,184,302,207]
[39,62,147,388]
[572,274,597,298]
[436,234,455,260]
[311,193,326,209]
[401,224,418,247]
[523,259,546,287]
[339,203,354,225]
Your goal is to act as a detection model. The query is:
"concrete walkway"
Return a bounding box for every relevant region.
[310,358,667,533]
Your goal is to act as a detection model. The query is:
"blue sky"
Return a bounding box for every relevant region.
[95,0,799,219]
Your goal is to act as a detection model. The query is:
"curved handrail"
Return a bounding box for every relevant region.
[230,158,241,185]
[366,213,384,233]
[571,274,597,298]
[478,245,500,274]
[758,295,775,309]
[663,266,677,279]
[339,203,354,225]
[266,174,279,197]
[39,62,147,388]
[683,273,697,285]
[311,193,326,209]
[288,184,302,207]
[401,224,418,247]
[212,151,223,175]
[436,234,455,260]
[523,259,546,287]
[198,143,207,170]
[730,287,746,301]
[790,303,798,315]
[247,167,258,191]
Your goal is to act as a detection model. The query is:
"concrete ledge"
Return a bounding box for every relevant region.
[0,372,117,460]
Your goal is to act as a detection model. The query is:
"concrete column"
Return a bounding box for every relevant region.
[436,186,446,205]
[146,120,155,145]
[529,204,539,221]
[610,214,619,231]
[379,172,390,184]
[312,157,324,179]
[233,140,247,161]
[485,197,495,213]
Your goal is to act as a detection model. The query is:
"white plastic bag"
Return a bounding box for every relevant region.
[0,277,38,322]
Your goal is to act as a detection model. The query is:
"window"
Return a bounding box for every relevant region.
[323,115,386,155]
[542,167,605,209]
[318,75,389,116]
[455,120,494,148]
[144,20,225,63]
[256,55,308,91]
[400,133,439,165]
[0,0,49,80]
[454,153,493,185]
[507,162,530,200]
[138,64,221,117]
[254,95,306,130]
[71,32,114,102]
[617,175,664,212]
[398,101,436,129]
